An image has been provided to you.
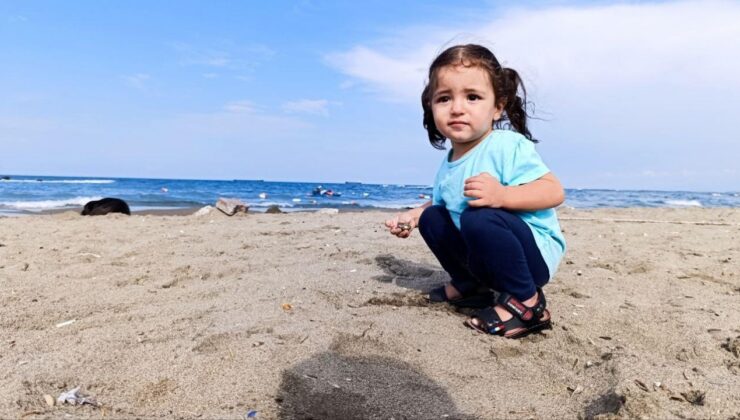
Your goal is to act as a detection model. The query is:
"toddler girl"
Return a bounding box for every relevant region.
[386,44,566,339]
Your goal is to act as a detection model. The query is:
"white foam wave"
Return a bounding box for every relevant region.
[664,199,702,207]
[0,179,115,184]
[0,196,103,211]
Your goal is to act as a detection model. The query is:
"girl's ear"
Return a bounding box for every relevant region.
[493,100,505,121]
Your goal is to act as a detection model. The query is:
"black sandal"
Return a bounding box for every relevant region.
[464,287,551,338]
[426,284,494,309]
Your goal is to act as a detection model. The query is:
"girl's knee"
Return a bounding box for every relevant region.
[419,205,448,228]
[460,207,510,236]
[461,206,501,224]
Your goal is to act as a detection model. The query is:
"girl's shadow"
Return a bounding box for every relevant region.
[373,254,449,292]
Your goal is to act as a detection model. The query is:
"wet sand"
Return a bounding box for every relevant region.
[1,207,739,419]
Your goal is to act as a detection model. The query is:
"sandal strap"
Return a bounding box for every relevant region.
[469,307,506,335]
[496,288,548,324]
[533,287,547,318]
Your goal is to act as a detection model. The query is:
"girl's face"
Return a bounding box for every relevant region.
[431,65,503,157]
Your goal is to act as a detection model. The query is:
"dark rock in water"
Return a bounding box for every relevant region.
[81,198,131,216]
[216,197,249,216]
[266,205,283,214]
[1,176,10,180]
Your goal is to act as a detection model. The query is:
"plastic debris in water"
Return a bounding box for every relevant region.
[57,386,98,406]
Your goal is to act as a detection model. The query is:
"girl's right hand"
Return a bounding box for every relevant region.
[385,211,417,238]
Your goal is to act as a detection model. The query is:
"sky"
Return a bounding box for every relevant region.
[1,0,739,191]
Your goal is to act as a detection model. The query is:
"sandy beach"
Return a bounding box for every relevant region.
[1,207,738,419]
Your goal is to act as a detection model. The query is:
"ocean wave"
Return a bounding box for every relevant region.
[0,179,115,184]
[664,199,702,207]
[0,196,103,211]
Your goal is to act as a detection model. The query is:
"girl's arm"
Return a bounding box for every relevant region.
[464,172,565,211]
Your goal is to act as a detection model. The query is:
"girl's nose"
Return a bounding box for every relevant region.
[451,98,464,114]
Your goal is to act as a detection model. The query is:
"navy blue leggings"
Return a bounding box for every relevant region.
[418,205,549,301]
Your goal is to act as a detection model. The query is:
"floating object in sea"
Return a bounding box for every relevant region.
[161,187,168,193]
[362,192,370,197]
[258,192,267,199]
[311,186,326,196]
[418,194,429,199]
[311,186,342,197]
[292,198,301,203]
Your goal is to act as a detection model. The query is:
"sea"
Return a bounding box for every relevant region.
[1,175,738,216]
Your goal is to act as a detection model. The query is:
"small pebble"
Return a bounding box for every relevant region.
[44,394,55,407]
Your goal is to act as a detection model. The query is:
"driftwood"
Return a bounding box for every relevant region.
[216,198,249,216]
[559,217,739,226]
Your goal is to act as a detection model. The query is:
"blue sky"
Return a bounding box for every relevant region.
[1,1,738,191]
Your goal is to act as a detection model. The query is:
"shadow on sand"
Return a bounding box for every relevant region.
[276,350,474,419]
[373,254,449,293]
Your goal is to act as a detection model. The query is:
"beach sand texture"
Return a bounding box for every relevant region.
[1,208,739,419]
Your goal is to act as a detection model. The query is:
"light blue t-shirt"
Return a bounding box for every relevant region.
[432,130,566,279]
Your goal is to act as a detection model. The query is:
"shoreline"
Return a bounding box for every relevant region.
[3,204,740,219]
[1,206,404,218]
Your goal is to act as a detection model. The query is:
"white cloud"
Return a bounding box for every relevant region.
[123,73,151,90]
[325,46,437,102]
[282,99,335,116]
[223,100,258,114]
[324,1,740,190]
[172,41,275,70]
[326,1,740,102]
[7,15,28,23]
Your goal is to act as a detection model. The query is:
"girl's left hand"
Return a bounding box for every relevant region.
[464,172,507,208]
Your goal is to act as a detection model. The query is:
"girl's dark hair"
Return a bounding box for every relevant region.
[421,44,536,149]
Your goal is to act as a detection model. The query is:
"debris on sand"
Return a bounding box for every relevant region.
[57,386,98,407]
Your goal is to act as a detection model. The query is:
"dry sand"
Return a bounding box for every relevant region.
[1,207,739,419]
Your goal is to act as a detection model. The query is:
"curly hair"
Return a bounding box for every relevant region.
[421,44,536,149]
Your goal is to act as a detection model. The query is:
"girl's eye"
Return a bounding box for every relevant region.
[435,95,450,103]
[467,94,481,101]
